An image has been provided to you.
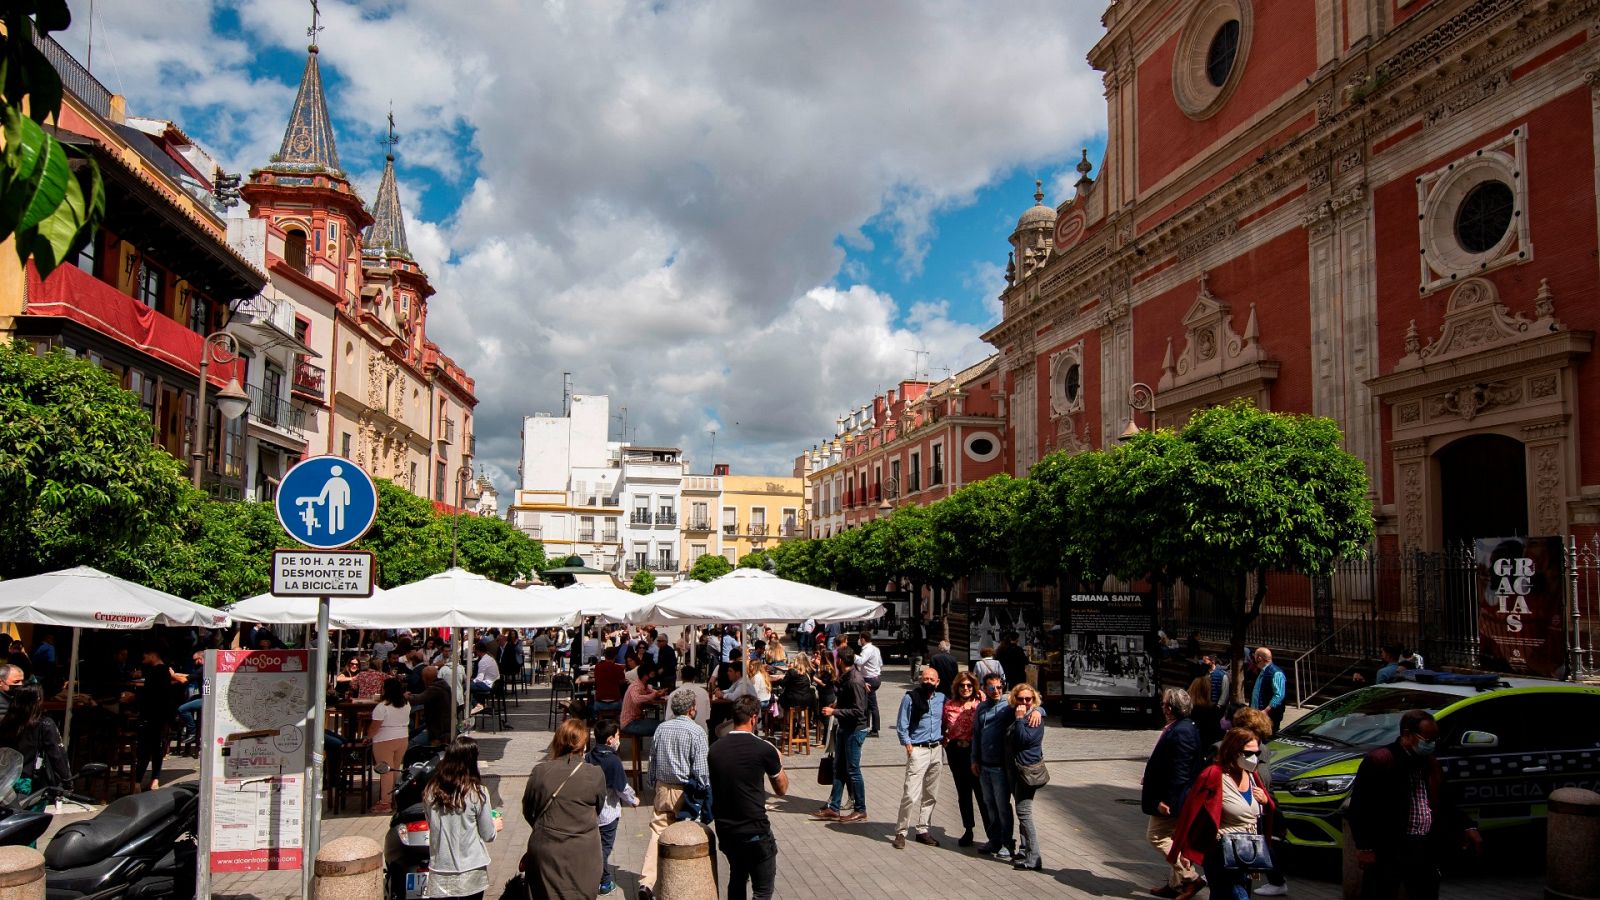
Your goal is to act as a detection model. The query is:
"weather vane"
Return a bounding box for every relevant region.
[379,104,401,158]
[307,0,323,47]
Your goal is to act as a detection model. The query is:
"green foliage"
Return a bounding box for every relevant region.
[931,474,1027,586]
[881,503,941,585]
[0,343,191,577]
[687,552,732,582]
[769,538,831,587]
[112,497,279,607]
[629,569,656,595]
[355,480,449,588]
[736,549,770,570]
[447,513,547,584]
[0,1,104,278]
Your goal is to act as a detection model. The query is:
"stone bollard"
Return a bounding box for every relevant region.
[655,819,718,900]
[314,835,384,900]
[0,846,44,900]
[1549,787,1600,900]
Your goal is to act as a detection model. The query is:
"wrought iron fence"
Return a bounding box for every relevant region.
[1569,536,1600,679]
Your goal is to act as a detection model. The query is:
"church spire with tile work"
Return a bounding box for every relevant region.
[272,1,342,173]
[364,109,410,259]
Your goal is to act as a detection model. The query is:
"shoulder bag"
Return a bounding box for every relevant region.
[1219,773,1274,872]
[1016,760,1049,787]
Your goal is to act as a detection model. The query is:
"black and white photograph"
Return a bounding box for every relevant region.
[1062,593,1158,699]
[967,592,1045,662]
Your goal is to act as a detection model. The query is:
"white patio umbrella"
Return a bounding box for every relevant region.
[549,582,655,624]
[0,566,231,747]
[222,587,384,625]
[637,568,886,625]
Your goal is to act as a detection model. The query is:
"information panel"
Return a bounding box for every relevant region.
[1062,592,1158,717]
[198,649,313,877]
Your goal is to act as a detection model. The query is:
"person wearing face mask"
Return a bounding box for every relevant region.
[1167,727,1275,900]
[1347,709,1480,900]
[586,719,638,895]
[891,666,946,849]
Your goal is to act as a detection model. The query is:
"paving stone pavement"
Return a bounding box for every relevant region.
[40,668,1546,899]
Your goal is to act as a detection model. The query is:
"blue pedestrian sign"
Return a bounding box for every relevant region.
[275,456,378,550]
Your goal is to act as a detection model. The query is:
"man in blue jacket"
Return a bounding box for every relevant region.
[972,673,1015,860]
[1141,688,1203,898]
[1250,647,1287,731]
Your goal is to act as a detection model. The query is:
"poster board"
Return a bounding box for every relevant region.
[967,591,1045,662]
[197,649,313,886]
[1474,536,1568,678]
[1061,592,1158,718]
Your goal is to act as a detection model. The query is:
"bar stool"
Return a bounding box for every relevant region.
[547,673,576,730]
[330,740,373,814]
[624,731,646,793]
[783,706,811,755]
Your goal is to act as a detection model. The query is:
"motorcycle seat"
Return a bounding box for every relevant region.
[45,788,186,869]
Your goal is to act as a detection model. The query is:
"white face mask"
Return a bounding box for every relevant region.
[1238,752,1260,773]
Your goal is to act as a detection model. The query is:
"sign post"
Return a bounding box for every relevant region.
[274,456,378,900]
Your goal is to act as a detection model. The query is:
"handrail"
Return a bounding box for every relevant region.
[1291,617,1365,709]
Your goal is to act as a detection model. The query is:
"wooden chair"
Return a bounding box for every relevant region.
[329,740,373,814]
[624,731,646,793]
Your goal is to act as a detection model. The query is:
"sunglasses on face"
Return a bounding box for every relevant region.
[1017,696,1036,703]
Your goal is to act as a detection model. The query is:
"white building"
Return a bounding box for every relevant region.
[509,394,625,572]
[619,445,686,585]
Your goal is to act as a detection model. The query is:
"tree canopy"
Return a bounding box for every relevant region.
[687,553,733,582]
[0,344,193,578]
[629,569,657,595]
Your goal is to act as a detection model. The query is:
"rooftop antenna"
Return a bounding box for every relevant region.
[905,347,929,381]
[85,0,94,71]
[708,428,718,473]
[561,372,572,417]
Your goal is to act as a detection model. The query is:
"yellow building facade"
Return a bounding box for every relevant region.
[680,473,804,569]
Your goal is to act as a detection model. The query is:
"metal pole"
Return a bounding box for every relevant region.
[62,628,80,748]
[303,595,331,900]
[190,344,211,489]
[447,629,458,741]
[1569,535,1583,681]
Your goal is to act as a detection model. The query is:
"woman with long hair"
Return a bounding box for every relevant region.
[942,672,982,846]
[1006,683,1047,871]
[0,687,68,806]
[1168,727,1275,900]
[779,654,815,710]
[368,677,410,813]
[421,736,499,899]
[523,718,606,900]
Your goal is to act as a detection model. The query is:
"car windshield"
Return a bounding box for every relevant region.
[1279,687,1455,748]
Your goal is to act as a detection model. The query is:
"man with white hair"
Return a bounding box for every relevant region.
[638,688,709,900]
[929,640,959,697]
[1251,647,1287,731]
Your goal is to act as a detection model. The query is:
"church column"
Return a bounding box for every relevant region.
[1392,438,1430,553]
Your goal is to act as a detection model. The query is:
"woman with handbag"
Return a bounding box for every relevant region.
[1168,727,1275,900]
[1006,683,1047,872]
[522,719,607,900]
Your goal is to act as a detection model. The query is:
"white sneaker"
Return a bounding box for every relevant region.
[1255,882,1288,896]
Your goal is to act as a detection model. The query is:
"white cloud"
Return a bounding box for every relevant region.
[64,0,1111,493]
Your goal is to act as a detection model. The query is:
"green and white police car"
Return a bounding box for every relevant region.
[1266,678,1600,849]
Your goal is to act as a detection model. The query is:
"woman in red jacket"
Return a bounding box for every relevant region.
[1168,727,1275,900]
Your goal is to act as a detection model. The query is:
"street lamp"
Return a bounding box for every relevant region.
[190,332,251,489]
[451,464,473,568]
[1119,382,1156,441]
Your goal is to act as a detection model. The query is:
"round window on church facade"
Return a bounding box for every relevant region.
[1454,180,1515,255]
[1173,1,1252,120]
[1206,20,1241,87]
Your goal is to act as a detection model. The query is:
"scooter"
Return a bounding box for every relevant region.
[0,749,109,848]
[42,780,200,899]
[382,745,445,900]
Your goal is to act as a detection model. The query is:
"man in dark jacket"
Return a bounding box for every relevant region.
[1348,709,1481,900]
[1141,687,1203,898]
[928,641,959,697]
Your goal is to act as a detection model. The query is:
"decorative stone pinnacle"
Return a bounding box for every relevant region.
[1076,148,1093,176]
[1033,179,1044,205]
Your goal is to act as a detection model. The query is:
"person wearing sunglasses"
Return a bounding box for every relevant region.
[972,673,1016,859]
[1007,683,1047,871]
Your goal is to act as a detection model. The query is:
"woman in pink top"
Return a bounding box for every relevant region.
[942,671,982,847]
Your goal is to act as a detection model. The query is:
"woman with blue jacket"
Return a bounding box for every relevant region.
[1007,683,1046,872]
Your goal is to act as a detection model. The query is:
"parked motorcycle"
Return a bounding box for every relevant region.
[42,780,199,899]
[0,749,109,849]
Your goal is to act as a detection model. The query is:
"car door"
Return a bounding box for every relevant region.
[1438,692,1600,829]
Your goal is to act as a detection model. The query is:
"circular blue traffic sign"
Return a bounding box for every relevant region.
[275,456,378,549]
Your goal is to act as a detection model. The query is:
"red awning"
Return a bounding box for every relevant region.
[25,263,243,387]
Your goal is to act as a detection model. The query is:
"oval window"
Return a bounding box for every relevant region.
[970,438,994,456]
[1065,364,1082,405]
[1206,20,1241,88]
[1454,180,1514,255]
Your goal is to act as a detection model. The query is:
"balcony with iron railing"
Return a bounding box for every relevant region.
[578,529,596,542]
[929,465,944,487]
[439,417,456,445]
[292,357,326,399]
[600,529,619,543]
[722,521,739,536]
[656,510,677,526]
[686,517,713,532]
[625,559,678,573]
[247,384,306,436]
[748,523,768,536]
[780,524,800,538]
[629,510,654,525]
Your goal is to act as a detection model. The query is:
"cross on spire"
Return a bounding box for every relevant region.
[307,0,323,49]
[379,104,401,161]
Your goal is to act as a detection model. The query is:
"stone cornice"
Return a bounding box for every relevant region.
[1366,330,1594,400]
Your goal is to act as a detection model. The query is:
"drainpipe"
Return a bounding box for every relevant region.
[326,311,340,455]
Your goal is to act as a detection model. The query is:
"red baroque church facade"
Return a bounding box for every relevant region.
[988,0,1600,555]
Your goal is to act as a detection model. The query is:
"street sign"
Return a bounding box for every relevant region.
[270,550,374,598]
[275,456,377,549]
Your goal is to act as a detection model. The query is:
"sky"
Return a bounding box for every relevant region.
[60,0,1111,492]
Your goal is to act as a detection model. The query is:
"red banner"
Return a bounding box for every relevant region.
[1475,536,1568,678]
